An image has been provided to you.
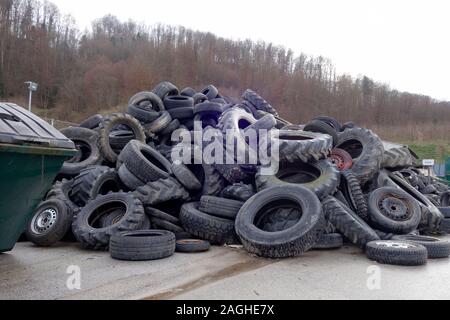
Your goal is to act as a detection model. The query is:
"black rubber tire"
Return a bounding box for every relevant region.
[193,102,223,115]
[242,89,279,116]
[439,207,450,219]
[189,155,227,197]
[368,187,422,234]
[210,98,227,105]
[143,111,172,134]
[25,199,73,247]
[145,207,180,225]
[151,217,184,233]
[235,185,324,258]
[164,95,194,110]
[336,127,384,185]
[160,119,180,136]
[110,230,175,261]
[98,113,146,163]
[152,81,179,100]
[440,192,450,207]
[256,159,340,200]
[214,163,255,184]
[180,202,238,245]
[438,219,450,234]
[176,239,210,253]
[118,164,145,190]
[201,85,219,100]
[72,192,145,250]
[127,105,160,123]
[220,183,256,202]
[313,116,342,132]
[193,93,208,105]
[71,166,122,207]
[304,120,339,147]
[243,114,277,133]
[168,107,194,120]
[79,114,103,130]
[382,147,413,169]
[322,197,380,249]
[99,209,125,228]
[340,170,369,221]
[199,196,244,220]
[60,127,102,176]
[365,240,428,266]
[109,130,135,150]
[313,233,344,250]
[46,179,80,216]
[172,163,202,192]
[391,235,450,259]
[134,177,190,206]
[268,130,333,163]
[128,91,165,111]
[421,185,437,195]
[180,87,197,97]
[119,140,172,183]
[387,172,444,232]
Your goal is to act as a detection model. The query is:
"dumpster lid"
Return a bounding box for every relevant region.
[0,103,75,149]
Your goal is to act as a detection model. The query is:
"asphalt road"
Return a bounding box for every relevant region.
[1,237,449,300]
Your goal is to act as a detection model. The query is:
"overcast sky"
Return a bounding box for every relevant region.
[53,0,450,101]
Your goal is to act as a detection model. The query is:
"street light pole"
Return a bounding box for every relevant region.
[24,81,38,113]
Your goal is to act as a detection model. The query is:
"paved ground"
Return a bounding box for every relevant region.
[1,237,450,300]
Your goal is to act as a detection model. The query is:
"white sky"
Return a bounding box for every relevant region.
[53,0,450,101]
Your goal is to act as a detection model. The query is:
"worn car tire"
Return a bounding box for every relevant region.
[60,127,102,175]
[365,241,428,266]
[180,202,238,245]
[199,196,244,220]
[313,233,344,250]
[336,127,384,185]
[391,235,450,259]
[98,113,146,163]
[72,193,145,250]
[172,163,202,192]
[150,217,184,234]
[145,207,180,225]
[128,91,165,111]
[235,185,324,258]
[153,82,179,100]
[127,105,160,123]
[164,95,194,110]
[25,199,73,247]
[79,114,103,130]
[143,111,172,134]
[220,183,256,202]
[180,87,197,97]
[304,120,339,147]
[168,107,194,120]
[201,85,219,100]
[193,93,208,105]
[313,116,342,132]
[110,230,175,261]
[322,197,379,249]
[176,239,211,253]
[118,164,145,190]
[256,159,340,200]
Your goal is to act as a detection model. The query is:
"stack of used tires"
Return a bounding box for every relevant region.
[24,81,450,266]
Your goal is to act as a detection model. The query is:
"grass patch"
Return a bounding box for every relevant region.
[403,141,450,161]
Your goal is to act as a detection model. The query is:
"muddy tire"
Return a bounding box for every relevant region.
[110,230,175,261]
[336,127,384,185]
[322,197,379,249]
[235,185,324,258]
[98,113,146,163]
[180,202,238,245]
[72,192,145,250]
[365,241,428,266]
[60,127,102,176]
[71,166,122,207]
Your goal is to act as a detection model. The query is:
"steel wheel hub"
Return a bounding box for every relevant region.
[378,195,411,221]
[32,208,57,234]
[376,241,415,249]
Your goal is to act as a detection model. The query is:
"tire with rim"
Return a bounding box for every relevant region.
[72,192,145,250]
[391,235,450,259]
[110,230,175,261]
[235,185,324,258]
[180,202,238,245]
[98,113,146,164]
[340,169,369,221]
[336,127,384,185]
[199,196,244,220]
[368,187,422,234]
[60,127,102,175]
[71,166,122,207]
[119,140,172,183]
[329,148,353,171]
[322,196,379,249]
[25,199,73,247]
[256,159,340,200]
[365,240,428,266]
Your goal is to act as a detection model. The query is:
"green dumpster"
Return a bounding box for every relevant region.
[0,103,76,252]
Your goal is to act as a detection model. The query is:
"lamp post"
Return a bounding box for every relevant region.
[24,81,38,112]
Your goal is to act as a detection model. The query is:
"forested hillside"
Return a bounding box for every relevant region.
[1,0,449,141]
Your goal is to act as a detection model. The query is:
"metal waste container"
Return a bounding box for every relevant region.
[0,103,76,252]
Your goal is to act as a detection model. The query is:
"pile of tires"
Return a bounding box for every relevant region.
[24,81,450,266]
